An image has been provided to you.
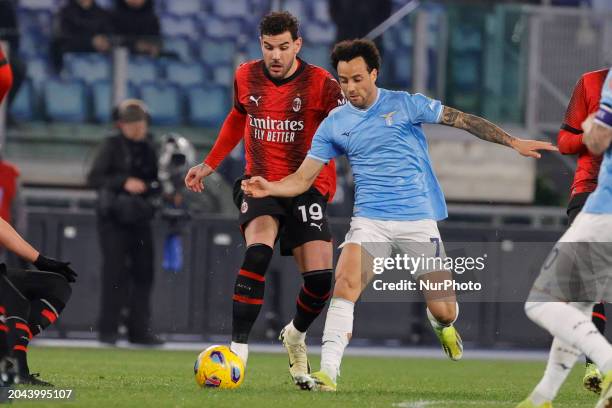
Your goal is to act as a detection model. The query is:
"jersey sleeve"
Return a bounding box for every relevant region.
[558,75,587,154]
[403,92,443,124]
[233,78,246,114]
[307,118,343,164]
[601,68,612,108]
[321,74,345,115]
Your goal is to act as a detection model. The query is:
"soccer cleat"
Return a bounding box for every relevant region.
[279,326,313,390]
[17,373,54,387]
[515,398,552,408]
[432,325,463,361]
[584,363,603,394]
[595,370,612,408]
[311,371,337,392]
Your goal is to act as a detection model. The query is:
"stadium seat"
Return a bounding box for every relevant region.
[303,23,336,44]
[199,39,236,66]
[392,52,412,87]
[9,79,35,121]
[211,65,233,86]
[139,82,182,126]
[163,36,194,61]
[165,61,207,87]
[243,40,262,62]
[91,80,138,123]
[300,45,331,70]
[19,29,49,59]
[64,54,111,83]
[210,0,249,18]
[163,0,202,15]
[283,0,309,22]
[128,58,159,85]
[26,57,50,86]
[161,14,199,40]
[198,15,244,40]
[312,0,331,23]
[186,85,230,127]
[43,78,88,122]
[18,0,55,10]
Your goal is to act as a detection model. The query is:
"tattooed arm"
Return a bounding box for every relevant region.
[439,106,557,158]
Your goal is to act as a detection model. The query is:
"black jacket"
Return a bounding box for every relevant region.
[111,0,160,51]
[54,0,112,54]
[87,132,158,195]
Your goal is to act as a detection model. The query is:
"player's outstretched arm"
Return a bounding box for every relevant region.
[582,113,612,155]
[439,106,558,158]
[0,217,77,281]
[242,157,325,198]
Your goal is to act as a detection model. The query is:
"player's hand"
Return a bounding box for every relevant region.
[184,163,213,193]
[124,177,147,194]
[33,254,78,283]
[241,176,272,198]
[511,138,558,158]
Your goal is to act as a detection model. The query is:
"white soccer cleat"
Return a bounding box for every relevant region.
[279,325,314,390]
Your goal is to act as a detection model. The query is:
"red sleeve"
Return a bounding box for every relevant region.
[0,47,13,105]
[321,74,345,115]
[203,107,246,169]
[558,76,587,155]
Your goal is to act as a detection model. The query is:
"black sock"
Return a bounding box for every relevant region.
[587,303,606,366]
[293,269,333,333]
[28,296,67,337]
[231,244,273,343]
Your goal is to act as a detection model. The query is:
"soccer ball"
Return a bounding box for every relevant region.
[194,345,245,389]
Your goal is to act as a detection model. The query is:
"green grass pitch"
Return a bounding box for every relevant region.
[12,346,596,407]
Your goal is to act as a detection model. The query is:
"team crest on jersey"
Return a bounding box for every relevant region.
[240,200,248,213]
[292,97,302,112]
[381,111,397,126]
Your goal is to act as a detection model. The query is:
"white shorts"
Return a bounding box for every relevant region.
[340,217,447,277]
[530,212,612,302]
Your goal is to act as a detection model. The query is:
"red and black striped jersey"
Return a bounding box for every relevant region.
[558,68,608,196]
[233,58,344,201]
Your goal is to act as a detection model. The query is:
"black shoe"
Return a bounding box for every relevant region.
[17,373,54,387]
[0,358,16,387]
[128,333,164,346]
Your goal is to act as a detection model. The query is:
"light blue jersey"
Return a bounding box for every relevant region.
[307,87,446,221]
[583,69,612,214]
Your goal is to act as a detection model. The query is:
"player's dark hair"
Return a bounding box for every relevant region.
[331,39,381,72]
[259,11,300,41]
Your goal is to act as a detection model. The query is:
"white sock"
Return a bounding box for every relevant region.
[230,342,249,366]
[426,302,459,329]
[320,297,354,382]
[525,302,612,372]
[530,337,581,404]
[284,320,306,345]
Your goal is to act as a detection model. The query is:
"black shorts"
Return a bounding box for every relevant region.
[233,177,332,256]
[567,192,591,226]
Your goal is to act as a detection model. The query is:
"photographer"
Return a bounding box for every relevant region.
[87,99,162,346]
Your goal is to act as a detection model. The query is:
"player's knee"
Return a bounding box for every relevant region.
[47,273,72,305]
[524,301,545,323]
[429,303,456,325]
[242,243,273,272]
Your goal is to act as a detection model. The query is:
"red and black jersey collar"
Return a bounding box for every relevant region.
[261,57,307,86]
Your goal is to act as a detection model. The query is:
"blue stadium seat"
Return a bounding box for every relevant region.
[18,0,55,11]
[199,39,235,66]
[243,40,261,62]
[300,45,331,70]
[43,79,88,122]
[283,0,309,22]
[211,65,233,86]
[163,0,202,15]
[312,0,331,23]
[165,61,207,87]
[303,23,336,44]
[26,57,49,87]
[161,14,199,40]
[64,53,111,83]
[163,36,194,61]
[186,85,230,127]
[9,80,35,121]
[91,80,138,123]
[20,29,49,58]
[198,15,244,40]
[139,82,182,125]
[128,58,159,85]
[211,0,249,18]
